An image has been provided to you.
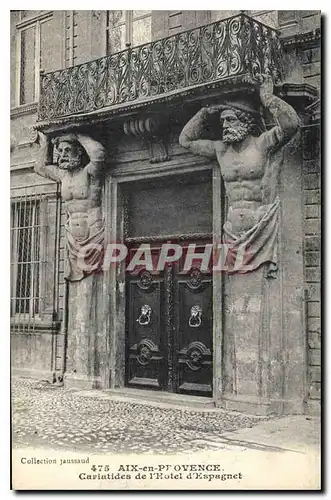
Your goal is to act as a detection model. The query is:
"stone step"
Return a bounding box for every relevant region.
[73,387,217,411]
[109,388,215,407]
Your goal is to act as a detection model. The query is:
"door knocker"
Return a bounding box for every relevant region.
[189,305,202,328]
[137,304,152,326]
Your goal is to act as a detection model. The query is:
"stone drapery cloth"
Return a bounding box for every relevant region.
[65,218,105,282]
[223,197,280,275]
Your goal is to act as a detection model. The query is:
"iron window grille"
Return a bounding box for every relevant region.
[10,189,61,333]
[11,197,42,319]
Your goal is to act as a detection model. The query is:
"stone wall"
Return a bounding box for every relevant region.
[300,12,321,414]
[304,151,321,413]
[277,10,321,413]
[303,116,321,414]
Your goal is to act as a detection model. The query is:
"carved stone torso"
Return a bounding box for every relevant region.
[62,168,90,203]
[60,167,103,243]
[215,137,271,235]
[217,137,265,184]
[61,168,101,211]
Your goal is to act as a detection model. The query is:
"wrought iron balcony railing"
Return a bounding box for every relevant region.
[38,13,283,122]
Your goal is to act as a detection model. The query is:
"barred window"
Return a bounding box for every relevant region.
[11,198,42,318]
[106,10,151,54]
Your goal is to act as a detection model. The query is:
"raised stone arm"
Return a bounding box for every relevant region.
[76,134,106,178]
[35,132,63,182]
[179,106,222,159]
[258,75,300,151]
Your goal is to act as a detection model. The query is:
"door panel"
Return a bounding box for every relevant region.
[125,242,213,396]
[175,268,213,396]
[126,271,166,389]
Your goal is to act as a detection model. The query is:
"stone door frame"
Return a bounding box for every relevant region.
[101,156,224,405]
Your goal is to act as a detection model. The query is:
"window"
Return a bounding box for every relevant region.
[19,11,41,19]
[11,198,41,317]
[15,10,52,106]
[106,10,151,54]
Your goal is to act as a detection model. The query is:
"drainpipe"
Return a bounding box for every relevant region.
[55,278,69,385]
[54,184,69,386]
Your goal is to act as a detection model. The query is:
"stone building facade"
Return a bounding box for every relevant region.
[10,10,321,415]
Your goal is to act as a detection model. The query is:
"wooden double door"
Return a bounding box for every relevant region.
[125,242,213,397]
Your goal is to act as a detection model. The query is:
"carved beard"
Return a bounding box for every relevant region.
[58,157,82,170]
[222,123,249,144]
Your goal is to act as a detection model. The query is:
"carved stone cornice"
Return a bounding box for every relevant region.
[123,114,170,164]
[34,82,318,137]
[10,102,38,118]
[281,28,321,49]
[34,78,261,135]
[275,83,319,113]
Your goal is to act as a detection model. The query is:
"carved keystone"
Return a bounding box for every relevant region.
[123,115,170,164]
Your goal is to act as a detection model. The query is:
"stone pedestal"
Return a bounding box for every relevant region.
[219,260,306,415]
[64,274,106,389]
[216,143,307,415]
[220,268,282,414]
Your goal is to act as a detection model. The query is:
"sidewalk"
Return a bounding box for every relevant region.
[11,377,321,490]
[201,415,320,454]
[12,377,320,455]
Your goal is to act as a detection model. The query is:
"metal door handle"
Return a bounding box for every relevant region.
[189,305,202,328]
[137,304,152,325]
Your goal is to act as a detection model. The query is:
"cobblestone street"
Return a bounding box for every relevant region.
[12,378,270,454]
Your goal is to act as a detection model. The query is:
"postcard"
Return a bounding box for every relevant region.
[10,8,321,490]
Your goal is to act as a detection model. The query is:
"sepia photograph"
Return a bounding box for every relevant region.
[9,7,321,490]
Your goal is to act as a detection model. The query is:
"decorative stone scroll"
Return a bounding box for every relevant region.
[123,115,170,163]
[179,74,300,276]
[28,126,39,144]
[34,132,106,281]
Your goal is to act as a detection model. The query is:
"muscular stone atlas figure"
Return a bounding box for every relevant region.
[35,132,106,281]
[179,75,300,274]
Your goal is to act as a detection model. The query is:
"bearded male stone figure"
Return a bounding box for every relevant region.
[179,76,300,275]
[35,132,106,281]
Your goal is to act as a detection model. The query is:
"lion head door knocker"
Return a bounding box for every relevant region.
[187,267,203,290]
[189,305,202,328]
[137,304,152,326]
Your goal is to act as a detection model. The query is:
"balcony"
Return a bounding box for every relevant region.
[37,13,283,124]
